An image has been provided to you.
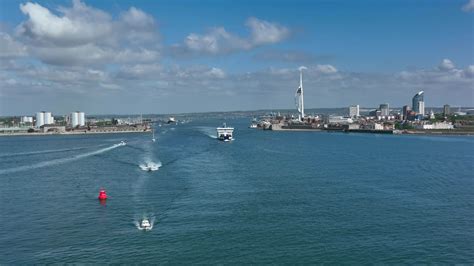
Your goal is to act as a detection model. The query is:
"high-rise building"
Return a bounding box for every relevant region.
[379,103,389,116]
[402,105,411,120]
[349,105,360,118]
[412,91,425,116]
[443,104,450,116]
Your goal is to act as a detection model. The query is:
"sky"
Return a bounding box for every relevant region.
[0,0,473,115]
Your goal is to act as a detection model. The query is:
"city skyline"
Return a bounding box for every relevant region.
[1,0,473,115]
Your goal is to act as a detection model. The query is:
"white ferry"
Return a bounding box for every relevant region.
[216,123,234,142]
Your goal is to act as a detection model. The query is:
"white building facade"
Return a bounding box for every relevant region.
[349,105,360,118]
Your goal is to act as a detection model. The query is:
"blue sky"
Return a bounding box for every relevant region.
[0,0,473,115]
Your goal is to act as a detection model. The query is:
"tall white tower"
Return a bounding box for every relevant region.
[300,68,305,121]
[295,67,306,121]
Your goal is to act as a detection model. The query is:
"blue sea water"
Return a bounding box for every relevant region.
[0,117,473,263]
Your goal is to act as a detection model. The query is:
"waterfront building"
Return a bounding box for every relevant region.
[35,111,54,127]
[402,105,411,120]
[35,112,44,128]
[349,105,360,118]
[70,112,79,127]
[412,91,425,116]
[21,116,33,124]
[379,103,390,116]
[78,112,85,126]
[443,104,450,116]
[415,122,454,130]
[44,112,53,125]
[328,116,353,125]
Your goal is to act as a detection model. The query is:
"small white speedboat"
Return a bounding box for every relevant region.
[140,163,159,171]
[119,141,126,146]
[140,219,152,230]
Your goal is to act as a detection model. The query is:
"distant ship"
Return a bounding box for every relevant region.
[216,123,234,142]
[167,117,176,124]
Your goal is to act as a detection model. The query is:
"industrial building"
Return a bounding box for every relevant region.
[70,111,86,127]
[35,111,54,128]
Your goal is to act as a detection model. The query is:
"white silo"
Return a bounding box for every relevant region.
[78,112,85,126]
[71,112,79,127]
[44,112,52,125]
[36,112,45,128]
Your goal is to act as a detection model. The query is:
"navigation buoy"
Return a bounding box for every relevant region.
[98,188,107,200]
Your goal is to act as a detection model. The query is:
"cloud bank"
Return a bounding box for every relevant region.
[0,0,473,115]
[173,17,290,55]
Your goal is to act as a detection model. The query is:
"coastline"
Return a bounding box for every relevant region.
[0,129,151,137]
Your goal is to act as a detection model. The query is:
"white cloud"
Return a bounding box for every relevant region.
[463,65,474,78]
[120,7,155,29]
[176,17,290,55]
[0,32,27,58]
[246,17,289,45]
[18,0,112,46]
[184,27,250,54]
[205,67,226,78]
[14,0,159,66]
[314,64,338,74]
[438,58,455,71]
[397,59,473,84]
[462,0,474,12]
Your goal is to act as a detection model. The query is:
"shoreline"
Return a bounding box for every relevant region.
[0,129,151,137]
[270,125,474,136]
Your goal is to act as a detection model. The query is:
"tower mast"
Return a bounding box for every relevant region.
[300,68,305,121]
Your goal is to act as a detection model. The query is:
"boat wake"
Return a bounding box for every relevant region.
[0,145,101,158]
[195,126,217,139]
[0,142,125,175]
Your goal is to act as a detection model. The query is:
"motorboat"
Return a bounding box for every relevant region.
[249,117,258,128]
[140,162,160,171]
[167,117,176,124]
[119,140,126,146]
[216,123,234,142]
[139,219,152,231]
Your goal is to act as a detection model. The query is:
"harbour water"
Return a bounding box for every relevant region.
[1,116,473,263]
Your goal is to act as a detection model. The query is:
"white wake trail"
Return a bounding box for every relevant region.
[0,146,102,158]
[195,126,217,139]
[0,143,125,175]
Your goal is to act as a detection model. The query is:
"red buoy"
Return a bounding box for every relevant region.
[98,188,107,200]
